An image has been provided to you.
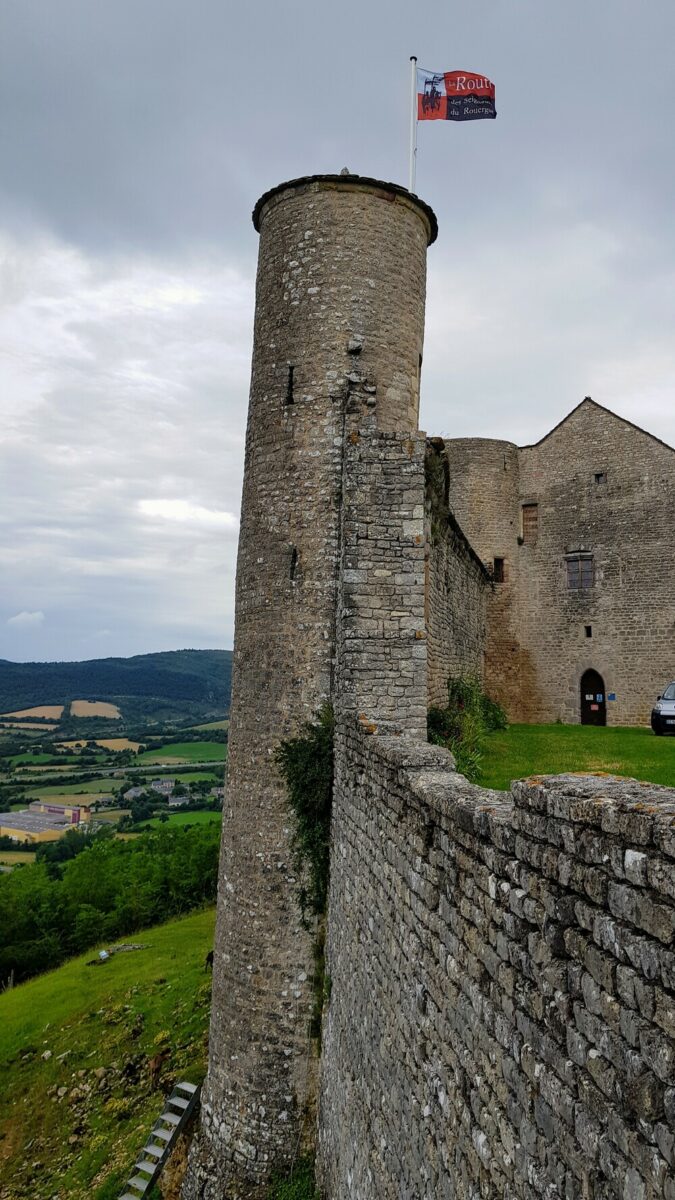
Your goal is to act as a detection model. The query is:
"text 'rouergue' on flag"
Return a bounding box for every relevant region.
[417,68,496,122]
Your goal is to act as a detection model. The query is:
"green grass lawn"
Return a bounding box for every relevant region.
[141,810,222,829]
[481,724,675,792]
[0,907,215,1200]
[137,741,226,764]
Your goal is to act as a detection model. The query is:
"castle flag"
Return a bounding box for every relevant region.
[417,68,496,122]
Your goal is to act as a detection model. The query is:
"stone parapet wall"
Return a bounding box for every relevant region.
[319,737,675,1199]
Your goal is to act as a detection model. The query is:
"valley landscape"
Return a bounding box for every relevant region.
[0,650,233,1198]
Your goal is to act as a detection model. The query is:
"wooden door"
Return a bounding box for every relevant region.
[580,669,606,726]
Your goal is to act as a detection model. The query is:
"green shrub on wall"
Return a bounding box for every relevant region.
[275,704,334,920]
[428,676,506,783]
[267,1157,321,1199]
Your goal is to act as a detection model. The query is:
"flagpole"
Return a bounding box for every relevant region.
[409,55,417,193]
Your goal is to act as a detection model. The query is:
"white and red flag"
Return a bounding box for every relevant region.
[416,67,496,122]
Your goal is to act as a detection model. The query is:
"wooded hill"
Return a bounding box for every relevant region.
[0,649,232,723]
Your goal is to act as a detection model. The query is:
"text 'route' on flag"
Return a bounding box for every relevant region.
[417,68,496,122]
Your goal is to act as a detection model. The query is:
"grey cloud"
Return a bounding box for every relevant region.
[1,0,674,659]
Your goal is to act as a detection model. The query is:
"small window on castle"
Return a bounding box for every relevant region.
[594,471,607,485]
[522,503,539,544]
[493,557,505,583]
[566,555,594,589]
[585,625,592,638]
[285,364,295,405]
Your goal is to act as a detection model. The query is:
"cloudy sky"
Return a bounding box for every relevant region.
[1,1,674,662]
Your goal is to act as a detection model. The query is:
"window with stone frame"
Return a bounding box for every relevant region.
[521,503,539,544]
[566,554,594,589]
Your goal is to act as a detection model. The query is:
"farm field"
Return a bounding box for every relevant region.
[170,770,224,782]
[137,740,226,764]
[142,810,222,829]
[13,764,77,774]
[2,705,64,720]
[190,719,229,732]
[8,752,59,766]
[482,724,675,792]
[69,700,121,718]
[0,722,58,731]
[28,778,120,798]
[57,738,140,752]
[0,851,36,866]
[0,907,215,1200]
[95,738,140,752]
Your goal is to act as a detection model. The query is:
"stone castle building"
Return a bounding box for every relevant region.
[183,174,675,1200]
[444,400,675,726]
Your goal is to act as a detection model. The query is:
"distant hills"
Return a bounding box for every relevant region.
[0,649,232,724]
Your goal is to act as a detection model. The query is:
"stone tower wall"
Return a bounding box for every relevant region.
[425,440,490,707]
[183,175,436,1198]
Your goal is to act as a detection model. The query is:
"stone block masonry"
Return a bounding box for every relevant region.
[336,397,428,739]
[320,739,675,1198]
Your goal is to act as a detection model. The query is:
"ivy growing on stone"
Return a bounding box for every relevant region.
[275,704,334,920]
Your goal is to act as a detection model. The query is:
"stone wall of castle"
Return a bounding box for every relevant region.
[445,402,675,724]
[319,421,675,1199]
[425,440,489,708]
[320,733,675,1199]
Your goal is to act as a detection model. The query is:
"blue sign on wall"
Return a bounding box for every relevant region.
[608,693,616,701]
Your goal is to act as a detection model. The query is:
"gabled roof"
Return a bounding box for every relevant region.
[521,397,675,454]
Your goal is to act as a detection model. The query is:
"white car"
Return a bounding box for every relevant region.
[651,682,675,735]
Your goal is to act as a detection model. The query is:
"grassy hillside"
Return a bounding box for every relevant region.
[0,649,232,723]
[482,723,675,791]
[0,908,216,1200]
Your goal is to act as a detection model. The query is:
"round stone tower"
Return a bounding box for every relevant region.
[183,175,436,1198]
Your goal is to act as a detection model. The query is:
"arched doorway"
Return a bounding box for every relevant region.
[580,669,606,726]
